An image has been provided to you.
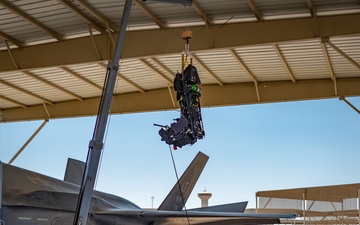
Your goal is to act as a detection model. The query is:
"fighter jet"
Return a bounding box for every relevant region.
[0,152,296,224]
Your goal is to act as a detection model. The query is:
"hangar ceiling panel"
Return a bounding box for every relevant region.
[278,39,329,80]
[0,0,360,122]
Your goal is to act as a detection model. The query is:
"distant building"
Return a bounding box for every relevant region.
[198,190,212,207]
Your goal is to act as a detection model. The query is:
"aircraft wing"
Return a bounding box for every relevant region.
[145,210,297,225]
[188,202,248,213]
[93,209,297,225]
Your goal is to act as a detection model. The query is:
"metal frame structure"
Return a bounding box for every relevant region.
[256,184,360,225]
[0,1,359,122]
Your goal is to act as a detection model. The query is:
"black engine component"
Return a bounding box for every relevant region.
[156,64,205,149]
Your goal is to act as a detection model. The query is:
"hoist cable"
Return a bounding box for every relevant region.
[168,145,191,225]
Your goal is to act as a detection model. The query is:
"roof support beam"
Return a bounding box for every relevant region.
[0,94,27,108]
[98,63,145,93]
[0,0,63,41]
[246,0,263,22]
[59,66,103,90]
[192,54,223,86]
[8,119,48,165]
[75,0,119,32]
[272,44,296,83]
[138,58,173,84]
[119,74,146,93]
[88,25,102,60]
[0,78,53,105]
[320,38,337,96]
[306,0,316,18]
[340,97,360,115]
[22,71,84,101]
[326,40,360,71]
[1,13,360,72]
[148,57,177,107]
[0,31,24,48]
[2,77,359,122]
[192,0,213,26]
[42,102,51,118]
[149,57,176,78]
[134,0,167,29]
[57,0,107,34]
[320,39,336,81]
[228,49,257,83]
[325,39,360,97]
[228,49,260,101]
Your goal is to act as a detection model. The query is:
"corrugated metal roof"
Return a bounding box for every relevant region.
[0,0,359,122]
[257,183,360,201]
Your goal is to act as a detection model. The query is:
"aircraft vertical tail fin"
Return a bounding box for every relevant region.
[158,151,209,211]
[64,158,85,185]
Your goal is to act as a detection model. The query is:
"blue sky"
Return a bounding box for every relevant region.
[1,97,360,209]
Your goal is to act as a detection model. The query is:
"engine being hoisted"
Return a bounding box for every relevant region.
[156,64,205,149]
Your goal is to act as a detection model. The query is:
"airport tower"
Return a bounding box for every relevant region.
[198,189,212,207]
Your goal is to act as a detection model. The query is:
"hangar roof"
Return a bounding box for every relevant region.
[1,0,360,122]
[257,183,360,202]
[256,183,360,224]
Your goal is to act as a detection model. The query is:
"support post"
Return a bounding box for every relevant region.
[8,119,48,165]
[255,192,258,213]
[358,189,360,225]
[0,161,3,221]
[303,191,306,225]
[72,1,133,224]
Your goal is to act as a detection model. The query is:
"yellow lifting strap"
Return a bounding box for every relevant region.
[181,30,193,71]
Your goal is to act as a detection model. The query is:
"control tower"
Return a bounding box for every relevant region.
[198,189,212,207]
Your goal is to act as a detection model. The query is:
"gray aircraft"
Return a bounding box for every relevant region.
[0,151,296,224]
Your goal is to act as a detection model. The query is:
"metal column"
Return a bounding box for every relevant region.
[0,162,3,222]
[358,189,360,225]
[73,0,133,224]
[255,192,258,213]
[302,191,306,225]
